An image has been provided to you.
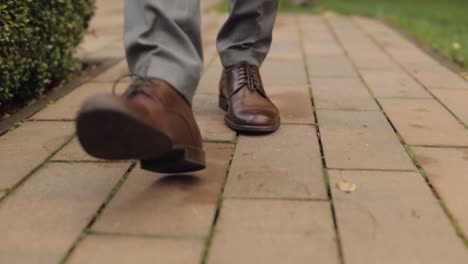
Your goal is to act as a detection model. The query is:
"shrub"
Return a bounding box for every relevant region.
[0,0,94,107]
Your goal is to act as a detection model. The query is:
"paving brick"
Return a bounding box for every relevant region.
[360,69,432,98]
[317,110,415,170]
[327,18,400,72]
[52,138,100,161]
[209,56,223,69]
[386,48,434,68]
[302,30,336,42]
[224,125,327,199]
[379,98,468,146]
[329,170,468,264]
[352,18,450,74]
[299,17,331,37]
[298,15,327,28]
[196,114,236,142]
[307,55,358,77]
[92,15,124,32]
[207,199,340,264]
[412,147,468,236]
[93,60,130,82]
[268,41,302,60]
[375,32,415,50]
[87,42,125,59]
[352,17,417,52]
[352,17,395,35]
[275,15,295,24]
[361,20,468,87]
[332,30,381,53]
[68,235,203,264]
[329,17,374,38]
[200,13,219,33]
[93,143,233,237]
[304,41,343,55]
[93,1,124,16]
[90,10,124,32]
[273,15,297,34]
[201,15,225,49]
[0,162,130,264]
[430,88,468,125]
[385,48,442,72]
[197,62,222,94]
[274,16,301,43]
[369,32,415,50]
[311,77,379,110]
[347,52,400,70]
[274,30,301,43]
[192,94,236,141]
[201,0,221,12]
[326,16,363,36]
[32,82,115,120]
[262,59,309,86]
[269,86,315,124]
[340,40,382,55]
[77,34,119,55]
[202,46,218,67]
[87,28,123,41]
[412,70,468,90]
[0,122,75,188]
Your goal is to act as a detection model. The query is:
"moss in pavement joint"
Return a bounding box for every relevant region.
[59,161,137,263]
[0,134,76,203]
[201,135,239,264]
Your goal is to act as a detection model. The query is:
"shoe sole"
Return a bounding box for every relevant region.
[141,146,205,174]
[76,96,205,173]
[218,95,280,133]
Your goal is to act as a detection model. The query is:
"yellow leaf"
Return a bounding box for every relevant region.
[461,72,468,81]
[322,10,337,17]
[337,180,357,193]
[452,42,461,50]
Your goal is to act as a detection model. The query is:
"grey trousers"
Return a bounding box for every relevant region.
[124,0,279,104]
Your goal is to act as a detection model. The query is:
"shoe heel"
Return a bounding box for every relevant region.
[218,95,228,112]
[141,147,206,174]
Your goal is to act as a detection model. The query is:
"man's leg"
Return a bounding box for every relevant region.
[125,0,203,104]
[217,0,281,133]
[217,0,279,67]
[76,0,206,173]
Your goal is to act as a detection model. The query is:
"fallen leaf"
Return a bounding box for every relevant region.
[337,180,357,193]
[322,10,337,17]
[461,72,468,81]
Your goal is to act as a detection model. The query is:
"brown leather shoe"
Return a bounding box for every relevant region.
[219,64,280,133]
[76,78,205,173]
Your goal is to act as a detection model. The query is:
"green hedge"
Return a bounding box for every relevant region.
[0,0,94,107]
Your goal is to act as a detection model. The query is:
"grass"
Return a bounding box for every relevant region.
[217,0,468,70]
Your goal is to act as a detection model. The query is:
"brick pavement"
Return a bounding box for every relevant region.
[1,1,468,263]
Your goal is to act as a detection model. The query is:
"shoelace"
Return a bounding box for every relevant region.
[237,64,261,92]
[112,74,150,96]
